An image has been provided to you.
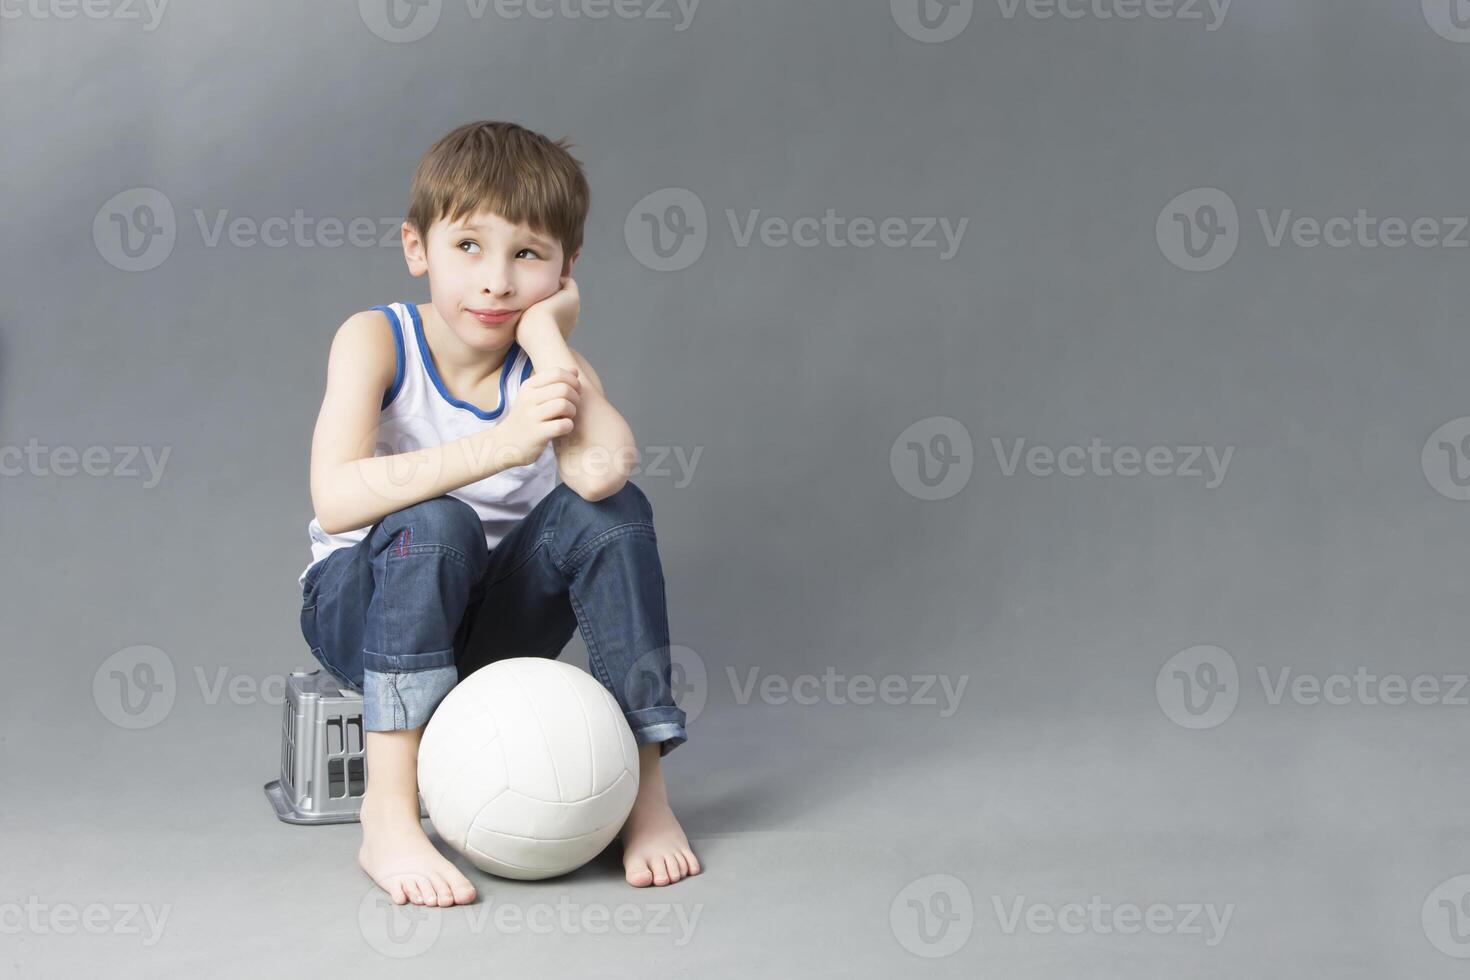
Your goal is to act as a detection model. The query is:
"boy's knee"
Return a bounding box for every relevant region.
[388,495,484,558]
[559,480,653,531]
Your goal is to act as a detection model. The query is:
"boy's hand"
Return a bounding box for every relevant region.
[518,276,580,343]
[490,367,582,469]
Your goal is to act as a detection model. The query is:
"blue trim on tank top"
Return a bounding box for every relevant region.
[405,301,520,421]
[373,305,408,410]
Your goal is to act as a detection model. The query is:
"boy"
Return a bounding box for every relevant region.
[297,121,700,906]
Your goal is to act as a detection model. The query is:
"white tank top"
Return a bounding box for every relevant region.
[299,301,558,587]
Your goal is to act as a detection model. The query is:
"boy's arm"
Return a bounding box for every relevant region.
[309,310,508,534]
[514,320,637,501]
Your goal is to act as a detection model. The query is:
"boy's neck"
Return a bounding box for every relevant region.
[418,301,513,385]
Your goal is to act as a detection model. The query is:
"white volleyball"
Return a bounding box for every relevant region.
[416,657,640,880]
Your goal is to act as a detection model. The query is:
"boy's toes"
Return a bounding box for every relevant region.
[664,856,684,883]
[449,875,477,905]
[427,872,455,907]
[652,859,671,885]
[409,876,433,905]
[625,859,655,887]
[682,848,701,875]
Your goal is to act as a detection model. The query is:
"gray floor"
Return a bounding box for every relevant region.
[5,636,1466,977]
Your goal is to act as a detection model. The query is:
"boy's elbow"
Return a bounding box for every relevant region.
[568,474,626,503]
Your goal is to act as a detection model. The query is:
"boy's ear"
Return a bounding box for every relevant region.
[563,248,580,278]
[402,220,428,277]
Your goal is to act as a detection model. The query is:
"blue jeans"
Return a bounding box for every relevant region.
[298,481,688,756]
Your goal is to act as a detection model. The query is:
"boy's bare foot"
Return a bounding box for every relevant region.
[358,790,478,906]
[620,742,701,887]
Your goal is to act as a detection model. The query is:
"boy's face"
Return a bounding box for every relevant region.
[403,207,578,350]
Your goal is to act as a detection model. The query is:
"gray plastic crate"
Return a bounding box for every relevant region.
[264,669,428,825]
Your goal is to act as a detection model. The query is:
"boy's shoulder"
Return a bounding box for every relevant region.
[325,307,399,394]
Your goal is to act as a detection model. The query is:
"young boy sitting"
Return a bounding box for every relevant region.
[296,120,701,906]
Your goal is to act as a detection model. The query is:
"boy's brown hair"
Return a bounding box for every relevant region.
[406,121,590,268]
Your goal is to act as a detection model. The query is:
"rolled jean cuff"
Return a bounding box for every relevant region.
[626,707,689,757]
[362,647,458,673]
[362,664,457,732]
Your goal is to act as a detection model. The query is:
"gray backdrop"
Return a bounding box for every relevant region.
[4,0,1470,976]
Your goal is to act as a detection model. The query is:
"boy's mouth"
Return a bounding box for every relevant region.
[467,308,518,325]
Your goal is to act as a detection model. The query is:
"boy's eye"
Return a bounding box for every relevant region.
[457,241,540,260]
